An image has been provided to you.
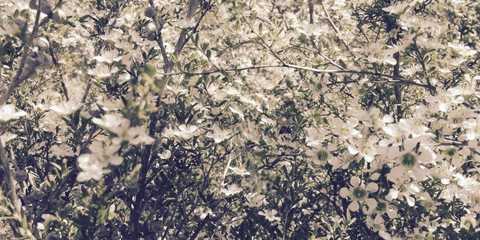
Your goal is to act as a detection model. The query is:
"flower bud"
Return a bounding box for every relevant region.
[144,7,157,18]
[95,226,108,238]
[23,66,38,79]
[52,9,66,24]
[118,224,128,233]
[210,212,222,221]
[193,212,204,222]
[11,19,25,28]
[125,182,140,196]
[30,189,45,200]
[37,52,53,68]
[49,198,64,209]
[40,182,49,192]
[13,170,27,182]
[45,232,61,240]
[40,0,54,14]
[29,0,38,10]
[33,37,49,52]
[25,52,41,68]
[151,221,163,233]
[145,31,157,41]
[144,189,151,199]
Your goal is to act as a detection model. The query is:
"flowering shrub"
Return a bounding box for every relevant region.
[1,0,480,239]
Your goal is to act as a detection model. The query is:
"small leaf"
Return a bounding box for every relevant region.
[144,63,156,78]
[128,164,142,181]
[339,59,347,69]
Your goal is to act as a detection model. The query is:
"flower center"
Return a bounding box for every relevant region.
[376,201,387,212]
[361,145,372,155]
[452,117,463,124]
[444,148,457,157]
[423,201,434,209]
[340,127,350,137]
[316,150,329,162]
[352,186,367,200]
[440,95,452,104]
[400,152,417,168]
[472,196,480,205]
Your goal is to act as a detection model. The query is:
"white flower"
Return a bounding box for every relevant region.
[245,193,265,208]
[158,150,171,159]
[175,124,200,140]
[387,138,434,181]
[258,209,281,222]
[382,2,410,14]
[448,40,477,57]
[340,176,378,213]
[127,126,155,145]
[306,143,337,166]
[229,166,250,176]
[331,117,362,140]
[87,64,119,78]
[92,114,130,136]
[0,104,27,122]
[50,101,83,115]
[92,49,122,63]
[221,183,243,196]
[348,136,379,163]
[76,154,109,182]
[99,29,123,43]
[425,87,464,112]
[206,125,232,143]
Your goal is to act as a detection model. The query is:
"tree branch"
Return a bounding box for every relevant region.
[319,1,356,59]
[156,64,436,90]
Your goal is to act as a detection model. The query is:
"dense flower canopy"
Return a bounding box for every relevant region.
[1,0,480,239]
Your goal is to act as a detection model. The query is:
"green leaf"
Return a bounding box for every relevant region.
[144,63,156,78]
[128,164,142,181]
[72,109,81,127]
[206,50,211,59]
[338,59,347,69]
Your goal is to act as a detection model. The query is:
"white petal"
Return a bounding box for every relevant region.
[405,195,415,207]
[365,198,378,210]
[387,146,400,160]
[366,182,379,192]
[403,139,418,151]
[340,187,350,198]
[349,201,359,211]
[350,176,361,187]
[348,145,359,154]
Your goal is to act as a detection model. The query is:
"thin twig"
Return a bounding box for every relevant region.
[155,64,436,90]
[319,1,356,59]
[309,40,344,70]
[0,16,50,106]
[240,12,287,66]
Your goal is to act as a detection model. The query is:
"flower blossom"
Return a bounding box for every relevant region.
[92,114,130,136]
[0,104,27,122]
[258,209,281,222]
[92,49,122,63]
[387,138,434,181]
[175,124,200,140]
[221,183,243,196]
[340,176,378,213]
[206,125,232,143]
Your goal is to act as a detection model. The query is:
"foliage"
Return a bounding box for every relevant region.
[0,0,480,239]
